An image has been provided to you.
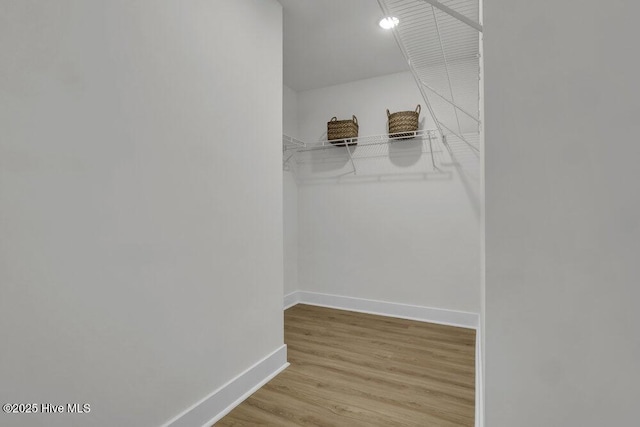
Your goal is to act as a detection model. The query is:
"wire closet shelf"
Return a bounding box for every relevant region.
[285,129,438,152]
[283,130,441,176]
[283,0,482,176]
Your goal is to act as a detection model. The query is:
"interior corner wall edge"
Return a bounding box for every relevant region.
[485,1,640,426]
[477,0,485,425]
[283,84,299,296]
[0,1,284,426]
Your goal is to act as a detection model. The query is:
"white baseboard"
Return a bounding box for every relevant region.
[163,345,289,427]
[283,291,300,310]
[286,291,478,329]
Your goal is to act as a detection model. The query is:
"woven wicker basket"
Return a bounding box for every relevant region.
[387,104,421,140]
[327,115,358,146]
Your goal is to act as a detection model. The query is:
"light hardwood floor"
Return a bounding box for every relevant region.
[216,304,475,426]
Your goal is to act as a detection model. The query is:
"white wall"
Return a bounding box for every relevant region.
[283,85,298,296]
[283,84,299,139]
[485,1,640,425]
[0,1,283,426]
[295,71,480,314]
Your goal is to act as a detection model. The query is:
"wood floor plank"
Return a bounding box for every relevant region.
[287,332,475,379]
[216,304,475,426]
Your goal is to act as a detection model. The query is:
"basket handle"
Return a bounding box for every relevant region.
[352,115,358,125]
[330,117,337,122]
[386,109,390,118]
[415,104,421,114]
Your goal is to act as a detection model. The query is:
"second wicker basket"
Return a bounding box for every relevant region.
[387,105,421,140]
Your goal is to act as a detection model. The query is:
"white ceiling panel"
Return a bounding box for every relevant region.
[279,0,409,91]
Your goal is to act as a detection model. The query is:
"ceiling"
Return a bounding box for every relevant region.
[278,0,409,92]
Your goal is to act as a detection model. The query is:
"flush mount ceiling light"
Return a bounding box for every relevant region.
[379,16,399,30]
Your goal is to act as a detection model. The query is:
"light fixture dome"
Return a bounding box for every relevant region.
[379,16,399,30]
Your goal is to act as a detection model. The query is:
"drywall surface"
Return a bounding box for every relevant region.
[283,85,299,296]
[0,1,283,426]
[283,170,298,296]
[296,71,481,314]
[283,84,299,139]
[485,1,640,426]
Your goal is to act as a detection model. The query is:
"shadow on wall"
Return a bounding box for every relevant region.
[309,149,351,175]
[305,131,351,174]
[388,116,428,168]
[296,141,452,186]
[389,138,423,167]
[306,141,432,175]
